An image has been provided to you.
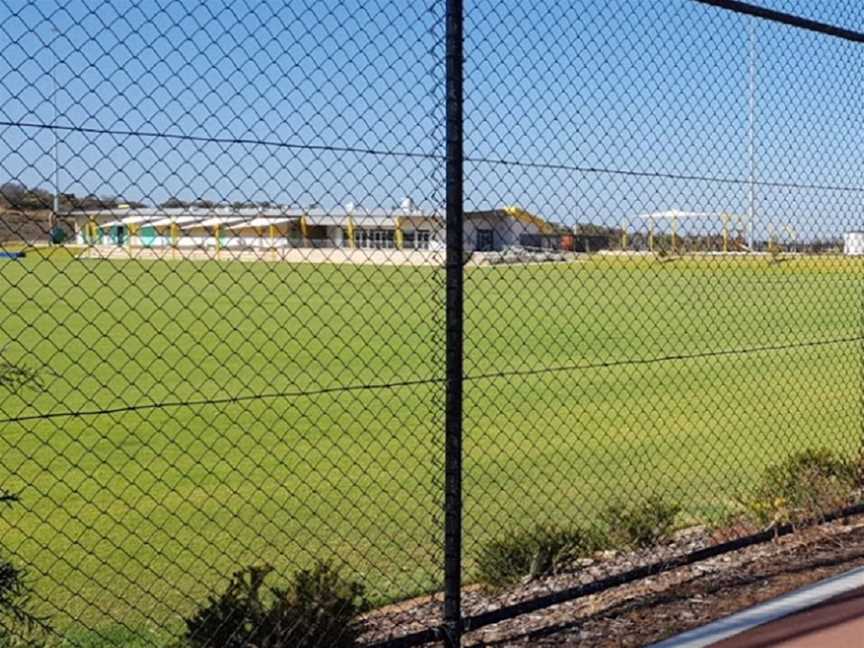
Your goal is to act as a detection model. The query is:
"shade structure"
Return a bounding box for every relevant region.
[226,217,298,229]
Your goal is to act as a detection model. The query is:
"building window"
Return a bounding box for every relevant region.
[414,229,430,250]
[477,229,494,251]
[356,229,395,249]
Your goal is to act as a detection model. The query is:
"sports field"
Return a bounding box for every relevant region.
[1,250,862,640]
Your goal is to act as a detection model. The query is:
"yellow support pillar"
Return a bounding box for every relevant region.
[347,216,355,249]
[395,216,403,250]
[170,221,177,259]
[127,223,134,254]
[269,223,276,249]
[214,223,221,257]
[300,215,309,245]
[722,214,729,253]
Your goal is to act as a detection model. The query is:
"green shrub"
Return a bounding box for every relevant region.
[184,562,367,648]
[476,525,604,588]
[767,240,786,264]
[601,495,681,548]
[749,448,858,526]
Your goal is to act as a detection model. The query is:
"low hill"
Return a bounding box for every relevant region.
[0,210,73,244]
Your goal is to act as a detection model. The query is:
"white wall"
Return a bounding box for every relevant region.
[464,214,541,251]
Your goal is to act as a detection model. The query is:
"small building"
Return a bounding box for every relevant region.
[67,201,444,254]
[304,201,443,250]
[844,232,864,256]
[464,207,557,252]
[224,215,301,249]
[180,216,249,249]
[569,234,613,253]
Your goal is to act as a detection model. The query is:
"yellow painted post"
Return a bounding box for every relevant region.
[300,215,308,245]
[722,214,729,253]
[215,223,221,258]
[269,223,276,249]
[347,216,355,249]
[395,216,403,250]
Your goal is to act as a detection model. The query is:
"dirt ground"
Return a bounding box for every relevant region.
[364,517,864,647]
[473,524,864,646]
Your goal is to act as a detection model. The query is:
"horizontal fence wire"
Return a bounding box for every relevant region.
[2,1,864,647]
[4,332,860,428]
[9,119,864,194]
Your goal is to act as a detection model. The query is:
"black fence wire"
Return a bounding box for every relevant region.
[1,1,864,646]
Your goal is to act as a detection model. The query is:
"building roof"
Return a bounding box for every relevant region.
[466,207,556,234]
[181,216,248,229]
[149,215,207,227]
[638,210,741,221]
[98,214,163,227]
[73,202,441,230]
[227,216,298,229]
[306,213,394,227]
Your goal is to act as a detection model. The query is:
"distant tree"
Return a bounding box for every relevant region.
[159,197,189,209]
[0,182,53,211]
[0,182,27,208]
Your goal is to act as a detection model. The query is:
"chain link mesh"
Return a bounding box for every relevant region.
[2,1,864,646]
[1,1,446,645]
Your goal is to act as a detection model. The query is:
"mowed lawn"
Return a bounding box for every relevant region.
[1,249,862,638]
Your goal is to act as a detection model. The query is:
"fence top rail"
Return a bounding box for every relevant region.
[694,0,864,43]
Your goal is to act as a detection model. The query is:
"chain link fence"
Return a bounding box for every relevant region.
[1,1,864,646]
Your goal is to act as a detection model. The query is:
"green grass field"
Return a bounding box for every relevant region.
[1,249,862,642]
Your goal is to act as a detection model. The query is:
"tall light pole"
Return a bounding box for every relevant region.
[747,17,757,251]
[50,25,60,233]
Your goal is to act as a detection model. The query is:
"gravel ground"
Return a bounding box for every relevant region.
[363,517,864,647]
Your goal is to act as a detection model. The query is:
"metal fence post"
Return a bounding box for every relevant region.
[444,0,464,644]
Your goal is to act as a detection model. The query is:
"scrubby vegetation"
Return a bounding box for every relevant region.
[476,525,607,587]
[184,562,367,648]
[601,496,681,549]
[748,448,859,526]
[476,526,599,587]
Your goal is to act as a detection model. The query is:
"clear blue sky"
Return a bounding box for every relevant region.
[1,0,862,240]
